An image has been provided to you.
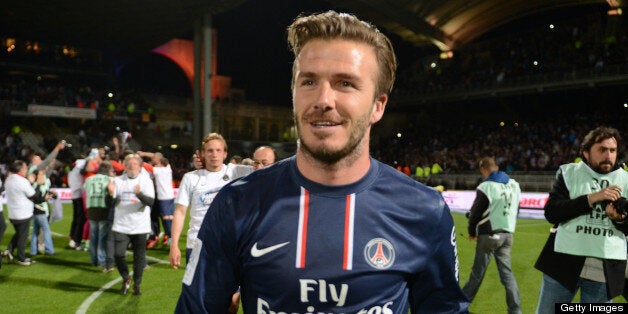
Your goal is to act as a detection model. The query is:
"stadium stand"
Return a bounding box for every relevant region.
[0,3,626,193]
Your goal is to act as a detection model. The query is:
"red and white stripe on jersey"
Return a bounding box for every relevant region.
[296,187,309,268]
[343,193,355,270]
[295,187,356,270]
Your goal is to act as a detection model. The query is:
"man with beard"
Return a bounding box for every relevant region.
[175,11,468,313]
[535,126,628,313]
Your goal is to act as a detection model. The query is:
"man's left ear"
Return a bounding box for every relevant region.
[370,94,387,124]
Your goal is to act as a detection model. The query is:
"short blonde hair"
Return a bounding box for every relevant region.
[201,132,227,151]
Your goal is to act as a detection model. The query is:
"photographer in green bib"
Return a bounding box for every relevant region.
[463,157,522,314]
[535,126,628,313]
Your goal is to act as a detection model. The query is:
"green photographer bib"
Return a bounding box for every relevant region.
[554,162,627,260]
[477,179,520,233]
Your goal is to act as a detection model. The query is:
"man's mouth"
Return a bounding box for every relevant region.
[310,120,341,127]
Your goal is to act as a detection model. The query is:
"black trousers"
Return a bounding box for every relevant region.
[70,198,85,243]
[8,217,31,261]
[0,210,6,246]
[113,232,147,286]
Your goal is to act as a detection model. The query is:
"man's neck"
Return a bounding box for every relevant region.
[206,164,224,172]
[295,149,371,186]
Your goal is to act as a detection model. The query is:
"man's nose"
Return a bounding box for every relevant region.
[313,82,335,111]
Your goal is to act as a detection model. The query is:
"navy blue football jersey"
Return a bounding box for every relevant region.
[176,156,469,313]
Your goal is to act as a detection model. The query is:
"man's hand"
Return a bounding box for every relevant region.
[468,235,477,241]
[192,150,203,170]
[588,185,623,207]
[169,245,181,269]
[54,140,66,151]
[229,292,241,313]
[606,202,627,222]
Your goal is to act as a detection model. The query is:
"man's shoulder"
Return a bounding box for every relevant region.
[182,169,204,180]
[374,160,429,190]
[6,174,27,184]
[229,164,254,178]
[373,161,445,207]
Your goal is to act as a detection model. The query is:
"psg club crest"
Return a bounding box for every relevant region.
[363,238,395,269]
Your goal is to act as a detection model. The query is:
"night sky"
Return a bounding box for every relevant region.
[115,1,625,116]
[117,0,429,106]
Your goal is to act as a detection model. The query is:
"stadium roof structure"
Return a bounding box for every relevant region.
[328,0,622,51]
[2,0,621,57]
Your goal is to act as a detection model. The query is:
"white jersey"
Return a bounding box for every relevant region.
[112,172,155,235]
[153,164,175,200]
[68,159,87,198]
[175,164,253,248]
[5,173,36,220]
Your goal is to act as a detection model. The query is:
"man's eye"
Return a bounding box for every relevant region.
[301,80,314,86]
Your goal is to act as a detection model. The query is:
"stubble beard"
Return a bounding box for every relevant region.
[295,111,371,166]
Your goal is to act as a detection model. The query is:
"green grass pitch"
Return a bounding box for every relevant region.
[0,204,624,313]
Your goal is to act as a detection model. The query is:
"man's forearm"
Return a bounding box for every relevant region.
[171,205,187,247]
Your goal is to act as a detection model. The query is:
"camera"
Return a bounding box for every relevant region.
[601,197,628,216]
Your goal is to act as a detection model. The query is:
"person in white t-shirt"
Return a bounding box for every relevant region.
[137,151,175,248]
[4,160,51,266]
[108,153,155,295]
[169,133,252,269]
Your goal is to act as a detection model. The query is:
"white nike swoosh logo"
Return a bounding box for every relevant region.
[250,242,290,257]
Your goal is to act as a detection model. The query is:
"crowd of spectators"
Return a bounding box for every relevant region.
[3,107,627,192]
[0,78,154,123]
[1,5,625,188]
[394,8,626,96]
[373,112,628,178]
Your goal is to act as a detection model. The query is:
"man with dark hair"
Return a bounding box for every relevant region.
[463,157,521,314]
[84,161,114,269]
[535,126,628,312]
[176,10,468,313]
[4,160,51,265]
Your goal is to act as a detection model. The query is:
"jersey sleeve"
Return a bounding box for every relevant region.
[22,177,36,198]
[234,165,254,179]
[409,199,470,313]
[175,187,239,313]
[175,173,192,207]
